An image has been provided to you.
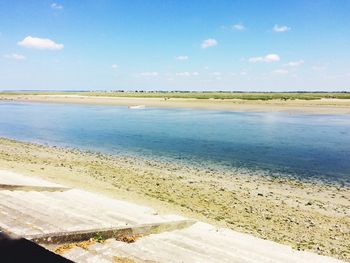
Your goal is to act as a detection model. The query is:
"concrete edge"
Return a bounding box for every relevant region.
[0,184,70,192]
[27,219,196,244]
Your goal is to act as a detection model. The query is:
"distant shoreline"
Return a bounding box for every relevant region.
[1,93,350,114]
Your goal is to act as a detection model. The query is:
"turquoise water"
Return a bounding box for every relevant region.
[0,101,349,184]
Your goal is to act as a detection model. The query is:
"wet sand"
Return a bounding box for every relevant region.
[0,137,349,260]
[1,94,350,114]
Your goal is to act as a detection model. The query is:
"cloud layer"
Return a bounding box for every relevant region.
[232,23,245,31]
[249,54,280,63]
[272,69,289,75]
[139,72,159,77]
[175,55,189,60]
[3,53,26,60]
[201,38,218,49]
[51,3,63,10]
[286,60,304,67]
[273,25,291,32]
[18,36,64,50]
[176,72,199,77]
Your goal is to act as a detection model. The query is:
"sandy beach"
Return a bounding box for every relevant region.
[0,137,349,261]
[1,94,350,114]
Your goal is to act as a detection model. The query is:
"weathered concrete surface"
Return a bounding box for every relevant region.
[0,170,186,237]
[62,222,344,263]
[29,219,195,244]
[0,184,69,192]
[0,170,63,187]
[0,170,344,263]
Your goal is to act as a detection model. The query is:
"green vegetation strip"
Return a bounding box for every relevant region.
[1,91,350,100]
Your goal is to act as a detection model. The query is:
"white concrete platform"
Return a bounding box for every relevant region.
[0,170,185,237]
[0,170,63,187]
[0,170,344,263]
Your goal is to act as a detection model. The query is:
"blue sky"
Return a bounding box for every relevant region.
[0,0,349,91]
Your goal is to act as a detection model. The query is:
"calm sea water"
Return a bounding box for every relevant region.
[0,101,349,184]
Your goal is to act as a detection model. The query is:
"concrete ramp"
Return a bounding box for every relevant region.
[61,222,343,263]
[0,172,187,237]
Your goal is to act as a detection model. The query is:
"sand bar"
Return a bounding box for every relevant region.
[1,94,350,114]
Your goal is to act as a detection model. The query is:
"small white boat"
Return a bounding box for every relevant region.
[128,105,146,109]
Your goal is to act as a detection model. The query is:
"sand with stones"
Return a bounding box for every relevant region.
[0,137,349,261]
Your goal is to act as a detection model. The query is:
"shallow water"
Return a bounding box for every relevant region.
[0,101,349,184]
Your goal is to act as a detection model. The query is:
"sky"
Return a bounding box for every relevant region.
[0,0,349,91]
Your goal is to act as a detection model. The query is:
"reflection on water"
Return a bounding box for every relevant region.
[0,101,349,184]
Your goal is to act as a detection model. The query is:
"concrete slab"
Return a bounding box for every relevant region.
[29,219,195,244]
[0,170,63,187]
[0,171,187,237]
[63,222,344,263]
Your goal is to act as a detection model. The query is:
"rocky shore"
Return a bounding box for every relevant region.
[0,137,349,261]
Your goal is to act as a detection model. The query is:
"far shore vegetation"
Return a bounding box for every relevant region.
[1,91,350,100]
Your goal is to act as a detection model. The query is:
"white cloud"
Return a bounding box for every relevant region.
[51,3,63,10]
[176,72,199,77]
[176,72,191,77]
[272,69,289,75]
[312,65,327,71]
[201,38,218,49]
[175,55,189,60]
[273,25,291,32]
[231,70,248,76]
[232,23,245,31]
[139,72,159,77]
[18,36,64,50]
[111,64,118,69]
[286,60,304,67]
[3,53,26,60]
[232,71,248,76]
[211,72,222,80]
[192,71,199,76]
[263,54,280,62]
[249,57,264,63]
[249,54,280,63]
